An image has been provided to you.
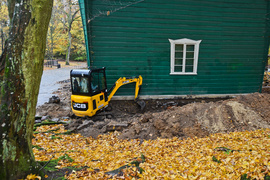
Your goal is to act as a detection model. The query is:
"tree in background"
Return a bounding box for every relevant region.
[64,0,80,65]
[70,15,87,61]
[46,0,86,64]
[0,1,9,55]
[46,0,65,61]
[0,0,53,179]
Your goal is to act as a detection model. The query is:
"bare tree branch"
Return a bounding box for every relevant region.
[88,0,144,23]
[69,9,80,29]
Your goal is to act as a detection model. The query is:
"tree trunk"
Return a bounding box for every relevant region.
[1,29,4,53]
[66,30,71,65]
[65,0,72,65]
[65,0,79,65]
[48,5,56,61]
[50,25,54,60]
[0,0,53,179]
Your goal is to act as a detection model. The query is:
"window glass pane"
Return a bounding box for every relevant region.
[185,65,194,72]
[91,71,106,93]
[175,58,183,65]
[72,77,89,93]
[175,52,183,59]
[72,77,80,93]
[80,77,89,93]
[91,72,100,93]
[186,59,194,66]
[175,44,183,52]
[186,45,194,52]
[174,65,183,72]
[186,52,194,59]
[100,71,106,90]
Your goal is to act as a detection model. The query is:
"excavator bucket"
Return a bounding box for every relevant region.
[135,99,146,110]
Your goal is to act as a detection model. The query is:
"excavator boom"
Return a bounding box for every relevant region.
[107,75,145,110]
[108,76,142,101]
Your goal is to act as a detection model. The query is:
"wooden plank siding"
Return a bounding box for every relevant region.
[80,0,270,96]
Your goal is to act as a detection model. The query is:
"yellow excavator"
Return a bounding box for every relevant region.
[70,67,145,117]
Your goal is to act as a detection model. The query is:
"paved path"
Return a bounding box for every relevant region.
[37,67,73,106]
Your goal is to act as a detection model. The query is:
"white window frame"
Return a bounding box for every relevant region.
[169,38,202,75]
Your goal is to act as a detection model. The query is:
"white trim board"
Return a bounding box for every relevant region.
[111,94,250,100]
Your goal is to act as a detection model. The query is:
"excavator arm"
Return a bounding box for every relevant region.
[107,75,145,109]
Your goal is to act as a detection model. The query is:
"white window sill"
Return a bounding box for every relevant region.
[170,72,197,75]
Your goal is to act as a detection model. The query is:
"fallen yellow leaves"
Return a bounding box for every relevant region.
[32,125,270,179]
[25,173,41,180]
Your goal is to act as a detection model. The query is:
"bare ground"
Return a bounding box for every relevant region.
[36,82,270,140]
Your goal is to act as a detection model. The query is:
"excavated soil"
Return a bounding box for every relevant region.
[36,82,270,140]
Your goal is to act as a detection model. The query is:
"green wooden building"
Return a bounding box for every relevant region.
[78,0,270,98]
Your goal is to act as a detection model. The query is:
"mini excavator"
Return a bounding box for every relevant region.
[70,67,145,117]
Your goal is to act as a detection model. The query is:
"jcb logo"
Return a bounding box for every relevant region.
[73,103,86,109]
[73,102,88,111]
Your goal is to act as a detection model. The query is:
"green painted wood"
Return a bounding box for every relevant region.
[79,0,270,96]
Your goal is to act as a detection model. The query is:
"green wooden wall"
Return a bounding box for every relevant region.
[80,0,270,96]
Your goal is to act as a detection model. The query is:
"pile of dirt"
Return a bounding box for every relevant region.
[36,82,270,140]
[118,94,270,140]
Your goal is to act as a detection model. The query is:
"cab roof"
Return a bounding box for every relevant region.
[70,69,91,76]
[70,67,106,76]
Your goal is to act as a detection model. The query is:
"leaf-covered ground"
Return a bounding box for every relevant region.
[32,124,270,179]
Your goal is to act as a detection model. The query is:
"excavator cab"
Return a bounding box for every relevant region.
[70,67,145,117]
[70,67,109,117]
[71,68,107,96]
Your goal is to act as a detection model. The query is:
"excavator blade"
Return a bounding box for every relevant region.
[136,99,146,110]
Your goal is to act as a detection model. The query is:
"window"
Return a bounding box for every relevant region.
[90,71,106,93]
[169,38,202,75]
[71,77,90,94]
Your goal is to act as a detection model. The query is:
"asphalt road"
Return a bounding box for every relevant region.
[37,67,72,107]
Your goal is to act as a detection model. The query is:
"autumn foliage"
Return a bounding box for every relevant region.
[46,0,86,62]
[31,124,270,179]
